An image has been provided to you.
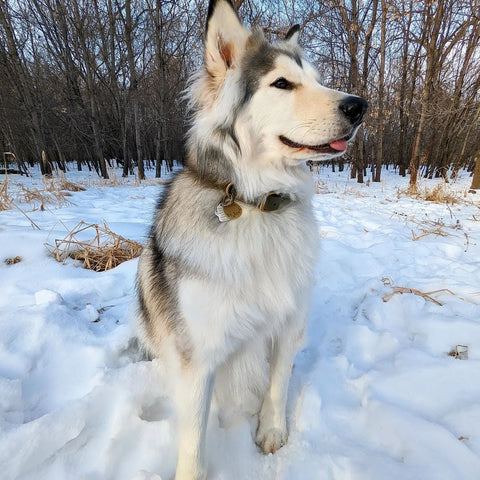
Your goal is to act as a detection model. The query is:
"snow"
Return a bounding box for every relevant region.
[1,165,480,480]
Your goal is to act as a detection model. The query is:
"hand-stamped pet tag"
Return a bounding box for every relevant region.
[215,183,242,222]
[215,201,242,222]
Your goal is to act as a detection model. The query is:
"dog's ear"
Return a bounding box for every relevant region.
[285,24,301,45]
[205,0,249,77]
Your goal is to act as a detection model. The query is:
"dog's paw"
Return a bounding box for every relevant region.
[255,426,288,454]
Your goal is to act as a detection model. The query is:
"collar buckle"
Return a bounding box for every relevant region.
[258,192,288,212]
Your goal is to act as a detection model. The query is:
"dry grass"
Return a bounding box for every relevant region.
[382,277,455,306]
[337,186,370,198]
[404,184,419,197]
[1,170,80,212]
[47,221,143,272]
[0,177,40,228]
[0,176,13,210]
[19,185,71,210]
[84,168,168,189]
[410,217,469,249]
[423,183,460,204]
[399,181,468,205]
[391,211,469,247]
[2,168,166,215]
[315,179,331,194]
[82,168,137,188]
[44,172,86,193]
[411,226,451,241]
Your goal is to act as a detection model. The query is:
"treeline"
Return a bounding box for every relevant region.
[0,0,197,179]
[0,0,479,183]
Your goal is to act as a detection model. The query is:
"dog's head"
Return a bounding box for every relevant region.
[189,0,367,170]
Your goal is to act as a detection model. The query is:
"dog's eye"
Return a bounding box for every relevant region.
[270,77,294,90]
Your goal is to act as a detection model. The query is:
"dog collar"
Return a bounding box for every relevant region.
[215,182,292,222]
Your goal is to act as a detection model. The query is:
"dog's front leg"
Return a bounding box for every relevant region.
[175,365,214,480]
[256,327,303,454]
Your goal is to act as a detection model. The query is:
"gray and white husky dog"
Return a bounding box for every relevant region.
[136,0,367,478]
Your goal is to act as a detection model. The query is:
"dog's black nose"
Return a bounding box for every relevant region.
[339,96,368,126]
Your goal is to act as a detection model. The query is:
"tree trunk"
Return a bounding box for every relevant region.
[41,150,53,177]
[356,128,364,183]
[470,152,480,190]
[374,0,387,182]
[125,0,145,180]
[89,95,108,179]
[0,1,49,174]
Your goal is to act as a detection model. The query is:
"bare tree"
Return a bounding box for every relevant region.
[408,0,477,190]
[470,152,480,190]
[121,0,145,180]
[0,0,52,175]
[0,0,479,180]
[373,0,386,182]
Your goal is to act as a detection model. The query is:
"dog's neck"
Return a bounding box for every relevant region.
[232,159,313,203]
[188,138,313,204]
[186,164,295,215]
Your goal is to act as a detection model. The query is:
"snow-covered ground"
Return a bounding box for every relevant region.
[1,164,479,480]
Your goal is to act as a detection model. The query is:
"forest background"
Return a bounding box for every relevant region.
[0,0,479,187]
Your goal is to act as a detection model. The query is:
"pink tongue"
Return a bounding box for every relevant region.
[329,139,347,151]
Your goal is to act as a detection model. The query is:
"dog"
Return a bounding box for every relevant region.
[136,1,367,478]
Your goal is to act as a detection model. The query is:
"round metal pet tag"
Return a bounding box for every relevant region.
[223,202,242,219]
[215,201,242,222]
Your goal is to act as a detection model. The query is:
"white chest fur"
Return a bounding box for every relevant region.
[177,202,317,365]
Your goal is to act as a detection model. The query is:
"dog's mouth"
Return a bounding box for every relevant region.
[279,135,350,154]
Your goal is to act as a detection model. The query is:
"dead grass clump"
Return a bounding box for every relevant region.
[315,179,331,194]
[1,173,79,211]
[47,221,143,272]
[410,217,469,249]
[382,277,455,306]
[391,211,468,246]
[84,167,169,188]
[342,186,370,197]
[4,255,22,265]
[400,182,463,204]
[395,184,420,198]
[44,174,85,193]
[0,177,13,211]
[85,168,125,188]
[407,184,419,197]
[423,183,459,204]
[20,185,71,210]
[60,179,85,192]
